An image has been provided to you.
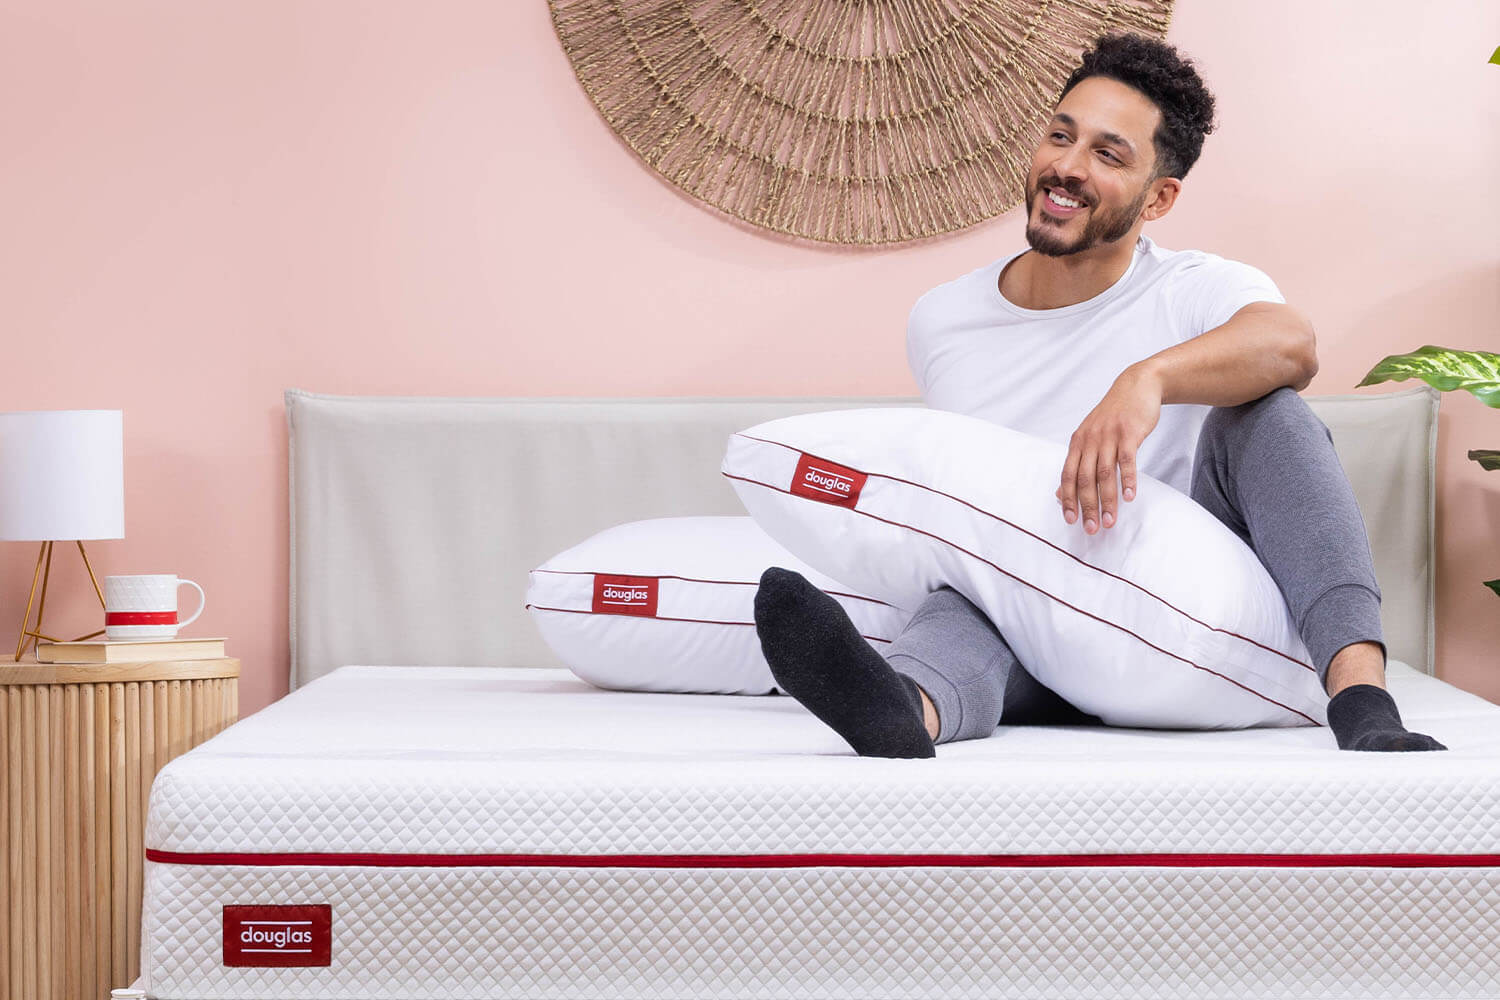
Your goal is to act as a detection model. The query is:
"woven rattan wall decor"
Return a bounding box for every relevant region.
[549,0,1174,246]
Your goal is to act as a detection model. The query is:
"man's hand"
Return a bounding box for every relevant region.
[1057,364,1164,534]
[1053,301,1318,534]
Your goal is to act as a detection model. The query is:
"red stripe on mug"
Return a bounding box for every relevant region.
[105,611,178,626]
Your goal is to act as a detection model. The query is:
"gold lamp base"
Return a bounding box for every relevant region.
[13,540,107,660]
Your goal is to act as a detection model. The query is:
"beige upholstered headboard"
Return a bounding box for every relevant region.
[285,386,1439,688]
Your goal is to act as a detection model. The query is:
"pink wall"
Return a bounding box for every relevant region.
[3,1,1497,717]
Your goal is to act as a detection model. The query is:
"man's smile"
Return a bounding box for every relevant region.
[1040,186,1088,218]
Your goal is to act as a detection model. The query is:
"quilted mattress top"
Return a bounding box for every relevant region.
[146,663,1500,861]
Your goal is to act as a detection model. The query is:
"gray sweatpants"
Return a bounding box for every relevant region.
[886,387,1385,744]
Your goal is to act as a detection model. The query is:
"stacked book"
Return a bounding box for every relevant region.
[35,637,227,664]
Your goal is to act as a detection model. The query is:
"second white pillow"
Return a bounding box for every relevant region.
[525,516,913,695]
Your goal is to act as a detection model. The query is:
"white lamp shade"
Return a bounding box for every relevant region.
[0,410,125,541]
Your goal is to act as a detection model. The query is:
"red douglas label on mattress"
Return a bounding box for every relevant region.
[223,905,332,967]
[791,453,866,508]
[592,575,659,617]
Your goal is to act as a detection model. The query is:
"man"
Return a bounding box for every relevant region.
[753,33,1447,758]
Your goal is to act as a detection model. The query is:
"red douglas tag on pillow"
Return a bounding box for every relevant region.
[791,453,867,508]
[223,905,332,967]
[592,575,659,617]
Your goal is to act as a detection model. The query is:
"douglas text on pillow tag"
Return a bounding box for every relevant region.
[592,575,660,617]
[791,453,867,508]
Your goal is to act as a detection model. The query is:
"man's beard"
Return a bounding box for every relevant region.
[1024,177,1151,257]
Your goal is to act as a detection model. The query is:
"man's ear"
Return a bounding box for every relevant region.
[1140,177,1182,222]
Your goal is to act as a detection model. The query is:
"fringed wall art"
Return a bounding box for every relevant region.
[549,0,1174,245]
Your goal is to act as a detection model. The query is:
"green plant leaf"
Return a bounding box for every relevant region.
[1487,579,1500,597]
[1358,346,1500,407]
[1472,450,1500,471]
[1491,46,1500,65]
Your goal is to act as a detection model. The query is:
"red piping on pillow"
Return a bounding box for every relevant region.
[524,604,895,644]
[530,568,897,608]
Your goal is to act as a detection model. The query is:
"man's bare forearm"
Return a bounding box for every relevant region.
[1130,301,1319,407]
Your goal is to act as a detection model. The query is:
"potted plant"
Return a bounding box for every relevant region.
[1358,345,1500,596]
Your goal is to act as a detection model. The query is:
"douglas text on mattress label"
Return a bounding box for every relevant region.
[223,905,332,967]
[791,453,867,508]
[592,574,659,617]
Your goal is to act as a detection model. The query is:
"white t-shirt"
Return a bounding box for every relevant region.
[906,235,1284,495]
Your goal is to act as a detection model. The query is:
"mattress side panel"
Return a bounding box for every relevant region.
[140,861,1500,999]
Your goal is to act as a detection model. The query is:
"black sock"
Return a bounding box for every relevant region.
[754,567,935,759]
[1325,684,1448,752]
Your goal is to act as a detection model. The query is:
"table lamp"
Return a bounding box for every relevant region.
[0,410,125,659]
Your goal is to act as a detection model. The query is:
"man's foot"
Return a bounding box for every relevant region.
[1326,684,1448,752]
[754,567,935,758]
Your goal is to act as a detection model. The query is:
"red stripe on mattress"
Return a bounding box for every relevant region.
[732,432,1315,673]
[722,470,1321,725]
[145,848,1500,869]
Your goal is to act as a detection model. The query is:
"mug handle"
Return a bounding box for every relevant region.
[177,579,206,629]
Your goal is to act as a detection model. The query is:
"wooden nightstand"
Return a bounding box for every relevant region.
[0,656,240,1000]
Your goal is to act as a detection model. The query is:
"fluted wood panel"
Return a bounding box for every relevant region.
[0,659,238,999]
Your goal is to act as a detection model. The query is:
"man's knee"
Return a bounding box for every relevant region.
[1203,385,1328,444]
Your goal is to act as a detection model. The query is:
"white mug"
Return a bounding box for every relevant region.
[103,574,206,640]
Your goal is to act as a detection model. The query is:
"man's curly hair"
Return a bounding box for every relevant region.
[1058,33,1217,181]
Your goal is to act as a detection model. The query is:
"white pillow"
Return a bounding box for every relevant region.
[525,516,913,695]
[722,408,1328,729]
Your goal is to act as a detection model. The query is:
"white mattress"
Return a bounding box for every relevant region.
[140,662,1500,999]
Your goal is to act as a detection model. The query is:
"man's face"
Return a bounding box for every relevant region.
[1023,76,1163,258]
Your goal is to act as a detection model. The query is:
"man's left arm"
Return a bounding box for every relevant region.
[1056,301,1319,534]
